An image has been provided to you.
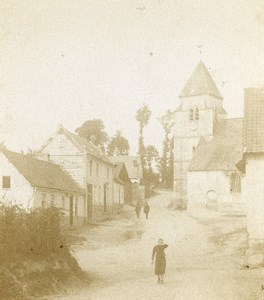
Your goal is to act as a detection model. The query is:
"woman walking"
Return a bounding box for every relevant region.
[151,239,168,284]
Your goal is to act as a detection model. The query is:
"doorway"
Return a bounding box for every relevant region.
[69,196,74,225]
[87,183,93,222]
[104,185,107,212]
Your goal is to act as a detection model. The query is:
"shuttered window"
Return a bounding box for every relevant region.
[2,176,10,189]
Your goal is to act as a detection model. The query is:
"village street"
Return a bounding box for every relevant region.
[50,191,264,300]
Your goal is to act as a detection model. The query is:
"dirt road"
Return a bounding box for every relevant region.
[50,191,264,300]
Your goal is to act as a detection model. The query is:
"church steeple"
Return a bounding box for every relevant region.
[179,61,223,100]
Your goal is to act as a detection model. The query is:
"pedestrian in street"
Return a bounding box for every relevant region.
[135,202,141,218]
[151,239,168,284]
[143,202,150,219]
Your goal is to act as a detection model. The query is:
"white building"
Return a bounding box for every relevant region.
[239,88,264,245]
[174,61,244,212]
[36,125,118,222]
[0,148,86,225]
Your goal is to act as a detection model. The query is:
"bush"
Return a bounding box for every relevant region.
[0,203,68,260]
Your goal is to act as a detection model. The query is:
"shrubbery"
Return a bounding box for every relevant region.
[0,203,85,299]
[0,203,68,260]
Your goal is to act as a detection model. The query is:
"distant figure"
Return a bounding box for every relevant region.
[152,239,168,284]
[143,202,150,219]
[135,202,141,218]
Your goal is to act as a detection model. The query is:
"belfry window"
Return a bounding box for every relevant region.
[195,108,199,120]
[189,109,194,121]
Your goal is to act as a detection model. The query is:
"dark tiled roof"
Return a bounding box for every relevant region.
[113,162,130,184]
[179,61,223,99]
[2,149,84,194]
[110,156,142,180]
[60,127,113,165]
[189,118,243,171]
[243,88,264,153]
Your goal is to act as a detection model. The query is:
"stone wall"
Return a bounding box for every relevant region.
[244,154,264,240]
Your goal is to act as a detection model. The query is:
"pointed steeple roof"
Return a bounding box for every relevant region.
[179,61,223,99]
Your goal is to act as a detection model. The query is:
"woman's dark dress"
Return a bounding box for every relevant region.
[152,244,168,275]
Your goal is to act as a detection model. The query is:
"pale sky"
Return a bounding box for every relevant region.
[1,0,264,154]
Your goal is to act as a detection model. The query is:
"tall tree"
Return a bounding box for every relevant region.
[107,130,129,156]
[135,104,151,183]
[159,110,174,188]
[145,145,160,174]
[75,119,108,152]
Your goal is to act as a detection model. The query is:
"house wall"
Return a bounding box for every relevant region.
[0,152,86,226]
[37,133,86,188]
[38,131,115,222]
[244,154,264,240]
[86,153,113,206]
[187,170,244,212]
[113,181,124,213]
[0,153,34,208]
[33,189,86,226]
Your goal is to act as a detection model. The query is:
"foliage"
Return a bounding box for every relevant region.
[0,203,84,299]
[75,119,108,152]
[145,145,160,173]
[159,110,174,188]
[135,104,151,183]
[107,130,129,156]
[0,204,68,259]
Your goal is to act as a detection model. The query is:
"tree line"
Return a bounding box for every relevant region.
[75,105,174,189]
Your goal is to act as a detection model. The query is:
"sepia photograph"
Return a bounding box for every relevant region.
[1,0,264,299]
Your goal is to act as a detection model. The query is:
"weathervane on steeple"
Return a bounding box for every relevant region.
[197,45,203,57]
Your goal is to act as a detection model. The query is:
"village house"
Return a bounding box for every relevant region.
[112,162,130,210]
[36,124,117,222]
[174,61,245,212]
[239,88,264,249]
[114,162,131,204]
[0,148,86,225]
[110,156,144,203]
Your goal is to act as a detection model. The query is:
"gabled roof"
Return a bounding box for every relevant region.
[189,118,243,172]
[2,149,84,194]
[38,125,113,165]
[243,88,264,153]
[61,127,113,165]
[113,162,130,185]
[110,156,142,180]
[179,61,223,99]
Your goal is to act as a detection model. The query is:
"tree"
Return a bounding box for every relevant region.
[75,119,108,152]
[159,110,174,188]
[145,145,160,174]
[107,130,129,156]
[135,104,151,183]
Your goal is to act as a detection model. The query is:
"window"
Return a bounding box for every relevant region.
[89,161,93,176]
[96,163,99,177]
[107,167,109,180]
[75,197,78,217]
[230,173,241,193]
[42,193,46,208]
[83,198,86,216]
[94,185,97,202]
[189,109,194,121]
[192,147,196,154]
[50,194,55,206]
[62,196,65,209]
[195,108,199,120]
[2,176,10,189]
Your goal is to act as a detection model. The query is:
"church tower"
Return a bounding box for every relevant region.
[174,61,226,207]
